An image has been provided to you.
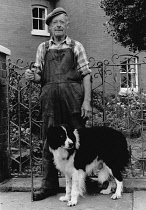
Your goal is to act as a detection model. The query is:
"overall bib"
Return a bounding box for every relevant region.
[40,42,85,190]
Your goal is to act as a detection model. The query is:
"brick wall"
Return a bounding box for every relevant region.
[0,51,10,182]
[0,0,52,64]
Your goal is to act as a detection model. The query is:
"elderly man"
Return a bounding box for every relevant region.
[25,7,92,201]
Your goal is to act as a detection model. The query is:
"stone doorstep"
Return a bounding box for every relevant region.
[0,177,146,193]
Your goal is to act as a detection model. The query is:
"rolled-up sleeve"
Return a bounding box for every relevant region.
[75,41,91,76]
[34,42,46,73]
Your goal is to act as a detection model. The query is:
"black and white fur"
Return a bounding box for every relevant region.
[47,125,129,206]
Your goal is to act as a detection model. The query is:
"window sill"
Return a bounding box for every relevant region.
[119,88,138,95]
[31,30,50,37]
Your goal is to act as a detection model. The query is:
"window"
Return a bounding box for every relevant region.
[31,6,50,36]
[120,56,138,93]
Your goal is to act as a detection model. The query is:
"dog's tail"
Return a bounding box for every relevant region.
[97,163,111,184]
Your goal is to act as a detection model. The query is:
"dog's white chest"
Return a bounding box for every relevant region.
[50,147,75,175]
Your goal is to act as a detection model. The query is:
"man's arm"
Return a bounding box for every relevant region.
[83,73,91,102]
[81,73,92,119]
[25,42,45,83]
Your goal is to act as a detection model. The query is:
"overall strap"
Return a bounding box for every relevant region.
[70,39,75,51]
[70,39,77,68]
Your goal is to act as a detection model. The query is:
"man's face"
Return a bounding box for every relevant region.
[49,14,69,39]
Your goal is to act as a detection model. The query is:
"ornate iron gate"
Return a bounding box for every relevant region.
[7,54,146,178]
[89,54,146,178]
[7,59,42,177]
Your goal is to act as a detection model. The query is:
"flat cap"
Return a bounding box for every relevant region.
[46,7,68,26]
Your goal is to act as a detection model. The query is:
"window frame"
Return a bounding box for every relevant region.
[119,55,138,94]
[31,5,50,36]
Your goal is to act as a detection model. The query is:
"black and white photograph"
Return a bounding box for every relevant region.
[0,0,146,209]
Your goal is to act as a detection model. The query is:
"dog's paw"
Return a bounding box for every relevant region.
[100,188,112,195]
[111,192,122,200]
[59,195,70,202]
[67,199,78,206]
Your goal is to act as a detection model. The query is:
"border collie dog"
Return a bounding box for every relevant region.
[47,125,129,206]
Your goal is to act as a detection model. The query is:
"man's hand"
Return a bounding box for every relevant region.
[25,69,35,81]
[81,100,92,119]
[25,68,41,82]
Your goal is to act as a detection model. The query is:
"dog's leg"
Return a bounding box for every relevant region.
[111,178,123,199]
[67,169,85,206]
[59,174,71,202]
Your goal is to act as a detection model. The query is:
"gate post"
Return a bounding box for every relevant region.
[0,45,11,182]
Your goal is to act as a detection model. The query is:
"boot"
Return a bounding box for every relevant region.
[33,188,58,201]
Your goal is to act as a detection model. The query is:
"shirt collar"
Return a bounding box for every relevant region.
[49,36,71,46]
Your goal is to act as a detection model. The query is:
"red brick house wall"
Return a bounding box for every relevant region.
[0,0,51,64]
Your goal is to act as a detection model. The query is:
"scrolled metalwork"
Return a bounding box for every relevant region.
[7,58,42,177]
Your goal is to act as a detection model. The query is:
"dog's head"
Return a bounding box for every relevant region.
[47,125,79,150]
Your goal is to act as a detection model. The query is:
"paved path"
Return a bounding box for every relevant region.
[1,191,146,210]
[0,178,146,210]
[133,191,146,210]
[0,191,133,210]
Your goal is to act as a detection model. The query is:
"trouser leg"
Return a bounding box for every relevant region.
[41,138,59,190]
